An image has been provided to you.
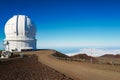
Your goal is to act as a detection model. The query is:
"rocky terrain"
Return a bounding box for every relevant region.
[0,54,73,80]
[52,51,69,58]
[70,53,97,62]
[34,50,120,80]
[0,50,120,80]
[101,54,120,58]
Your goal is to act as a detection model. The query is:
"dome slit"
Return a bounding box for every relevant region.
[16,15,19,36]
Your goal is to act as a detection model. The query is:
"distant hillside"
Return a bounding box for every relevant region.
[52,51,69,58]
[101,54,120,58]
[70,53,97,61]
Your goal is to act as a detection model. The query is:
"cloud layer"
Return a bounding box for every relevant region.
[66,48,120,57]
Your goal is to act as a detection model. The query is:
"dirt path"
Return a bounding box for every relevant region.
[31,50,120,80]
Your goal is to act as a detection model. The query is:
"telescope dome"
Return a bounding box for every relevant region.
[4,15,37,52]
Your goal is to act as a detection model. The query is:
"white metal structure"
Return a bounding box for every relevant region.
[4,15,37,52]
[1,51,12,58]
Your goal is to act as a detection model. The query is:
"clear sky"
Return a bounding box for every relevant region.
[0,0,120,49]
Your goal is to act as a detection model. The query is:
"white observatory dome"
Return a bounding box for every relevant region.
[4,15,37,52]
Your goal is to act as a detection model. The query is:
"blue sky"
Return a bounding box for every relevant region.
[0,0,120,49]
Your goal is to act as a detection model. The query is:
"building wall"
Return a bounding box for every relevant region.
[6,40,36,52]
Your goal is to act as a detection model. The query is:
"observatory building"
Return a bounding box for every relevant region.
[4,15,37,52]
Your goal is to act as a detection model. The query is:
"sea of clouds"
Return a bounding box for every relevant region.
[66,48,120,57]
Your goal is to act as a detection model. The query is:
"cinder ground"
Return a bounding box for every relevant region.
[26,50,120,80]
[0,50,120,80]
[0,54,73,80]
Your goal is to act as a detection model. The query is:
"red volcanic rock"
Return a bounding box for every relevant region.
[115,54,120,58]
[0,55,73,80]
[52,51,69,58]
[101,54,120,58]
[70,53,97,61]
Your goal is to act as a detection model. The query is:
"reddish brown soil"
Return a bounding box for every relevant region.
[101,54,120,58]
[70,53,97,62]
[0,55,73,80]
[52,51,69,58]
[33,50,120,80]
